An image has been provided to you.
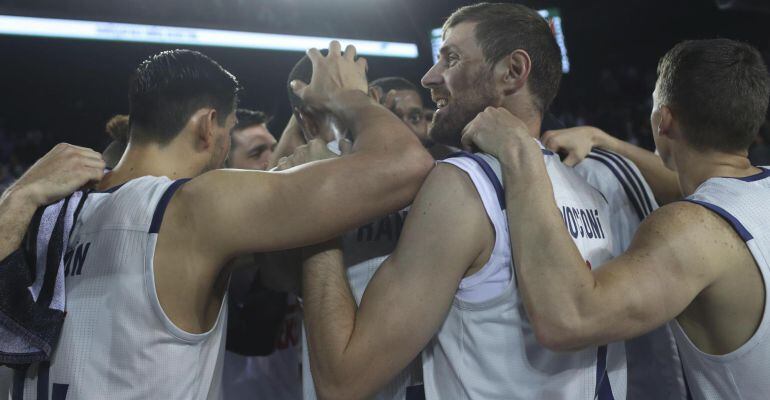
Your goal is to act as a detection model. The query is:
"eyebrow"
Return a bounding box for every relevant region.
[439,44,460,56]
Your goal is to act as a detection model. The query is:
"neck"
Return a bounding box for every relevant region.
[499,99,542,140]
[98,140,203,190]
[674,147,759,196]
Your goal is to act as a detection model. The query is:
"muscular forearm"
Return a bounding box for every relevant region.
[0,187,39,260]
[301,244,366,399]
[499,146,599,350]
[595,131,680,204]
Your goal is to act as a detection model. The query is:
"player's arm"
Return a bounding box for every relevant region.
[302,164,490,400]
[0,143,104,260]
[542,126,681,204]
[167,43,434,263]
[461,108,723,350]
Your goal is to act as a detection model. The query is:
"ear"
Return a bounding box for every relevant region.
[194,108,218,150]
[498,49,532,96]
[294,107,317,143]
[369,86,383,104]
[656,105,675,139]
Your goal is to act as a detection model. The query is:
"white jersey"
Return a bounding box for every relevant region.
[673,167,770,400]
[301,209,422,400]
[576,149,687,400]
[422,148,626,400]
[12,176,227,400]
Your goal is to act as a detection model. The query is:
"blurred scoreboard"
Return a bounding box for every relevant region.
[431,8,570,73]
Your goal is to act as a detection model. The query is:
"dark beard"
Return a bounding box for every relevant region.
[428,74,497,148]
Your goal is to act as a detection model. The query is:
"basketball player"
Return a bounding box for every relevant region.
[226,109,276,171]
[463,38,770,400]
[369,77,455,160]
[300,4,626,399]
[268,56,424,400]
[12,44,434,399]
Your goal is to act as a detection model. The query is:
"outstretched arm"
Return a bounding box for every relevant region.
[167,42,434,267]
[0,143,105,260]
[463,108,729,350]
[301,164,490,399]
[542,126,681,204]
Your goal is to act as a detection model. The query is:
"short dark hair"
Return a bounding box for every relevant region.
[234,109,271,132]
[443,2,562,112]
[657,39,770,152]
[369,77,420,101]
[105,114,130,144]
[129,49,240,144]
[287,50,327,111]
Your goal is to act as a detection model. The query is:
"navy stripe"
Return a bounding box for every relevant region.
[448,152,506,209]
[685,200,753,241]
[37,361,50,400]
[594,149,654,216]
[69,192,88,238]
[586,155,645,221]
[52,383,69,400]
[93,183,125,194]
[12,367,26,400]
[595,345,615,400]
[734,167,770,182]
[541,148,555,156]
[149,179,191,234]
[39,197,70,308]
[405,384,426,400]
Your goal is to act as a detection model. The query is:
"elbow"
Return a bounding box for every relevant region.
[400,145,435,189]
[531,314,594,352]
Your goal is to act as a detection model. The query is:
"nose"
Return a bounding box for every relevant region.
[421,63,443,89]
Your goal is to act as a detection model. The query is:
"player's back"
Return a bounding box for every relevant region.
[676,167,770,400]
[422,147,626,399]
[13,176,227,400]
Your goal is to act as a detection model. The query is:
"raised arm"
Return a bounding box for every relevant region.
[542,126,681,204]
[0,143,104,260]
[462,108,728,350]
[168,42,434,264]
[301,164,490,399]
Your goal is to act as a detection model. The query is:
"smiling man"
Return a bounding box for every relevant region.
[300,3,626,399]
[227,109,277,171]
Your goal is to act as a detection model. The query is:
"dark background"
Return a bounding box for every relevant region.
[1,0,769,169]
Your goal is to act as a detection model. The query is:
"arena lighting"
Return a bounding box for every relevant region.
[0,15,419,58]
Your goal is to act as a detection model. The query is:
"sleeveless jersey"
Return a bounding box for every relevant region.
[576,149,687,400]
[674,167,770,400]
[12,176,227,400]
[421,148,626,399]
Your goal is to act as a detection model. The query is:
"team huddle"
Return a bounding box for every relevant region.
[2,2,769,400]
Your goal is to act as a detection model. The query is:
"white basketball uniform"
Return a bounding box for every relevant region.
[577,149,687,400]
[674,167,770,400]
[11,176,227,400]
[301,209,423,400]
[421,146,627,400]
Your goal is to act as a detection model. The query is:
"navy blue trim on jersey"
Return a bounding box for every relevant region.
[595,345,615,400]
[593,149,654,216]
[405,384,426,400]
[447,152,506,209]
[37,361,50,400]
[92,183,125,194]
[586,154,645,221]
[541,148,556,156]
[685,199,753,242]
[149,178,191,234]
[12,367,25,400]
[52,383,69,400]
[734,167,770,182]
